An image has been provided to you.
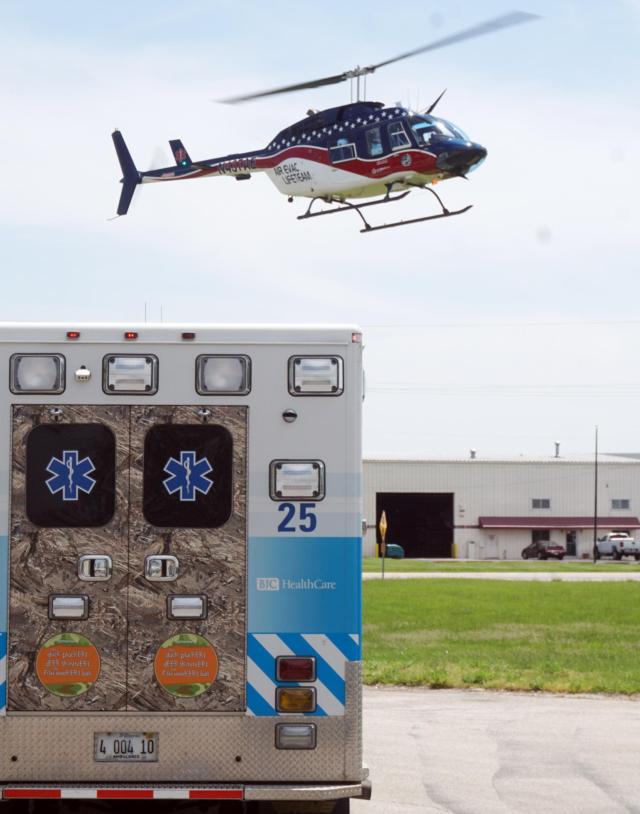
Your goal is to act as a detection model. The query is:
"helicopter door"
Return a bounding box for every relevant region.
[388,121,411,150]
[364,126,384,157]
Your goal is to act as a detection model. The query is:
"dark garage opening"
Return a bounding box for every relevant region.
[376,492,454,558]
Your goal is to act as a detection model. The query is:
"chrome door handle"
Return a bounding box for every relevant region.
[78,555,112,581]
[144,555,179,582]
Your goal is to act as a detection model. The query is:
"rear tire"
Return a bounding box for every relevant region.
[522,552,528,559]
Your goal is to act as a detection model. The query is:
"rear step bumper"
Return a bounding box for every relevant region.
[2,781,371,802]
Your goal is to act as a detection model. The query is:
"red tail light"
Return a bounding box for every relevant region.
[124,331,138,340]
[276,657,316,682]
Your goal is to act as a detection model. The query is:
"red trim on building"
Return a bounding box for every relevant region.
[478,516,640,529]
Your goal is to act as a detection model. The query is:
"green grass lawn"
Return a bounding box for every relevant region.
[362,557,640,572]
[363,579,640,693]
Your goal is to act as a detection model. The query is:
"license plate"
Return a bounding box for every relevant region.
[94,732,158,762]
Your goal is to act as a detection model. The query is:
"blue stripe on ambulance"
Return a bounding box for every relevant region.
[0,631,6,712]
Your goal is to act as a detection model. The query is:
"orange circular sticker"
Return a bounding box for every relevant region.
[154,633,218,698]
[36,633,101,697]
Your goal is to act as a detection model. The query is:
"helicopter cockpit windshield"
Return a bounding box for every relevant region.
[409,115,470,146]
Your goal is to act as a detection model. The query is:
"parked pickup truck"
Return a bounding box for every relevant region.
[596,532,640,560]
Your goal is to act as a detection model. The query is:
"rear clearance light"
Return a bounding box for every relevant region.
[124,331,138,340]
[10,354,65,394]
[276,687,316,713]
[289,356,343,395]
[66,331,80,340]
[48,595,89,620]
[269,460,325,500]
[352,331,363,343]
[275,723,317,750]
[196,355,251,395]
[167,595,207,620]
[103,355,158,394]
[276,656,316,682]
[182,331,196,340]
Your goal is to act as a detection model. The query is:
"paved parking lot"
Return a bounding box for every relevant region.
[353,686,640,813]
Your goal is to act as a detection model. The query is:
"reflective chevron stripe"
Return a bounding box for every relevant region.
[246,632,360,717]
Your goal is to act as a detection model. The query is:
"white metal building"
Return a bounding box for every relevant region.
[363,454,640,559]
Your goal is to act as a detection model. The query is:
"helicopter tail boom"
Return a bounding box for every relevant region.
[111,130,141,216]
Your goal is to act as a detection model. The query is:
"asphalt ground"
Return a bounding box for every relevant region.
[352,687,640,813]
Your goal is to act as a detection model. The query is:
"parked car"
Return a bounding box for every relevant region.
[384,543,405,559]
[595,532,640,560]
[521,541,566,560]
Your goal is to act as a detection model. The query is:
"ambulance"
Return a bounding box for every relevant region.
[0,323,368,812]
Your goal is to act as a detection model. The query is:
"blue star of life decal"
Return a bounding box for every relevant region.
[163,450,213,502]
[46,450,97,501]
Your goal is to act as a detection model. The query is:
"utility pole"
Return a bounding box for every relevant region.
[593,426,599,564]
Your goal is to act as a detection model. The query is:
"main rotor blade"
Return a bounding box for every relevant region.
[372,10,539,71]
[218,71,348,104]
[217,10,539,105]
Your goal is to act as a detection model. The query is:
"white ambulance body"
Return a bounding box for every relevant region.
[0,323,367,812]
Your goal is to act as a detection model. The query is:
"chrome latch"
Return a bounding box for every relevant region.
[144,555,179,582]
[167,595,207,620]
[78,555,112,581]
[49,594,89,620]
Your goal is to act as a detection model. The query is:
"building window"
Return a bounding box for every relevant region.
[531,498,551,509]
[612,498,630,510]
[532,529,550,543]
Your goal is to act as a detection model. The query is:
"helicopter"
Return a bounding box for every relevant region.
[112,11,537,233]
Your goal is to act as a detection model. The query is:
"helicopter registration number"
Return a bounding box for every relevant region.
[274,163,312,185]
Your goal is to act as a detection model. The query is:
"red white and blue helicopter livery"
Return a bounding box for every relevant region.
[112,12,536,232]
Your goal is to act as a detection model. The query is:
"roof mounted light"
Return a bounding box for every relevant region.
[103,354,158,394]
[288,356,343,396]
[10,354,65,394]
[196,355,251,395]
[124,331,138,341]
[66,331,80,340]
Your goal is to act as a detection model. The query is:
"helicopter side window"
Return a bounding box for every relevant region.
[329,138,356,163]
[409,117,438,146]
[365,127,383,157]
[388,122,411,151]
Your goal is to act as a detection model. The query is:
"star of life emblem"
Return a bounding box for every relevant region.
[163,450,213,502]
[46,450,97,501]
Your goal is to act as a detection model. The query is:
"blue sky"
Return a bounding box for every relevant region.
[1,1,639,457]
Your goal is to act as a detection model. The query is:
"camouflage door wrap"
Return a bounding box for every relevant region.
[127,406,247,711]
[9,405,130,711]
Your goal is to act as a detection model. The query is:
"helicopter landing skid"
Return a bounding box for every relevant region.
[297,185,471,233]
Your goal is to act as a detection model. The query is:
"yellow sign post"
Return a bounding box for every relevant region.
[378,510,388,580]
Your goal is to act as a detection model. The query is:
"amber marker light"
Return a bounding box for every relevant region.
[276,687,316,713]
[124,331,138,340]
